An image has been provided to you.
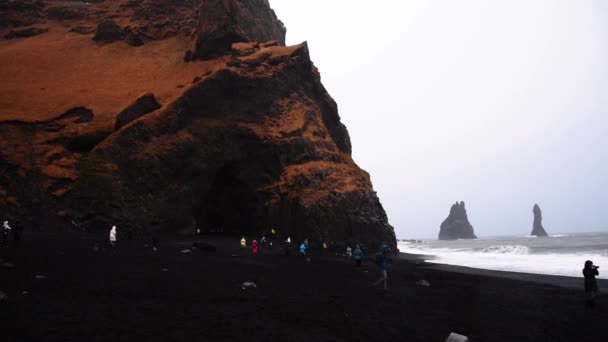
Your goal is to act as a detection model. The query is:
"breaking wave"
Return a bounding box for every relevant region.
[398,233,608,278]
[480,245,529,254]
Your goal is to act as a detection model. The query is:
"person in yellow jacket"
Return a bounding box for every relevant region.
[240,237,246,249]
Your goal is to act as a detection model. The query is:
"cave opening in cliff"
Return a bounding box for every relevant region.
[193,164,261,236]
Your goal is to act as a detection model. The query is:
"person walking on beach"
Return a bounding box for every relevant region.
[283,237,291,256]
[373,243,390,290]
[109,225,117,247]
[299,241,307,256]
[1,220,11,246]
[252,239,259,256]
[300,239,311,262]
[583,260,600,309]
[240,237,246,249]
[353,244,363,268]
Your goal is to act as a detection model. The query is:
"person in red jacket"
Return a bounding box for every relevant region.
[252,239,259,256]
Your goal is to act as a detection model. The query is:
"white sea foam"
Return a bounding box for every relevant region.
[480,245,529,254]
[399,234,608,278]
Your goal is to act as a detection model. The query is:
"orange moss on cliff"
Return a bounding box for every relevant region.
[0,29,209,124]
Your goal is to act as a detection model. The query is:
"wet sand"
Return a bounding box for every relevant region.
[1,232,607,341]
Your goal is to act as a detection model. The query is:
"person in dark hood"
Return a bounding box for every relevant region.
[353,244,364,268]
[583,260,600,309]
[373,243,391,290]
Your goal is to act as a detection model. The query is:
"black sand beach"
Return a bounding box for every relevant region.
[1,233,607,342]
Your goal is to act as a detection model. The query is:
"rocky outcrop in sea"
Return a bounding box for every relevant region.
[439,201,477,240]
[531,204,548,237]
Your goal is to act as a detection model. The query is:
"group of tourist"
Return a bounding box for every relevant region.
[238,233,392,290]
[88,224,602,300]
[234,233,601,297]
[1,220,600,300]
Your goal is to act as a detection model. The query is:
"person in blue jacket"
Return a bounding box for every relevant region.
[300,238,311,262]
[299,241,307,256]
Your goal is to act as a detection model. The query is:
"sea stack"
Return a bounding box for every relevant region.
[531,204,548,237]
[0,0,395,245]
[439,201,477,240]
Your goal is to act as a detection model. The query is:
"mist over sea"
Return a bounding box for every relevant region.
[398,232,608,278]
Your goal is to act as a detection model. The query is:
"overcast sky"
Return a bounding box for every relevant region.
[270,0,608,239]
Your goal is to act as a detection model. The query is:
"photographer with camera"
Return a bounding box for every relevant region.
[583,260,600,309]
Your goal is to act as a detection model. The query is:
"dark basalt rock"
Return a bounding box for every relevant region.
[114,93,161,130]
[0,106,105,226]
[66,42,394,245]
[46,5,89,21]
[439,201,477,240]
[193,0,286,59]
[531,204,548,237]
[70,26,95,35]
[125,32,145,46]
[4,27,48,39]
[93,20,124,43]
[130,0,185,20]
[0,0,45,28]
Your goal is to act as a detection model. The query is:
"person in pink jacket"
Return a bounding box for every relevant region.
[252,239,259,256]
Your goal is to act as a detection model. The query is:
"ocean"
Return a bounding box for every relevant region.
[398,232,608,278]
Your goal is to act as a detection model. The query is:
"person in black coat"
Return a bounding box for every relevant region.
[583,260,600,309]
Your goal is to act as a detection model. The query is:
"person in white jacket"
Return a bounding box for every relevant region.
[2,220,11,246]
[109,225,117,247]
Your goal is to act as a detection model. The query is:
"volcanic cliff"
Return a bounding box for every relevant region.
[0,0,395,244]
[439,201,477,240]
[531,204,548,237]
